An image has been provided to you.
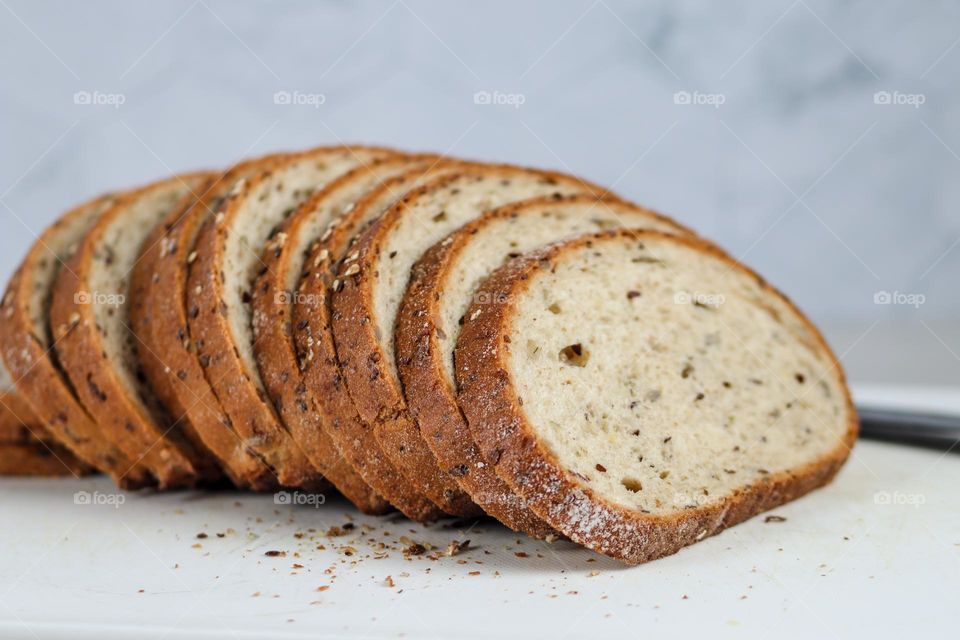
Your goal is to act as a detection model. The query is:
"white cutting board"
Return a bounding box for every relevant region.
[0,384,956,640]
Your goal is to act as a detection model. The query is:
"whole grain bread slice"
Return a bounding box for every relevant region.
[251,155,438,513]
[130,153,290,491]
[0,193,152,487]
[0,385,93,476]
[330,167,607,516]
[292,161,468,521]
[187,145,396,489]
[456,230,858,564]
[396,195,693,537]
[50,172,221,489]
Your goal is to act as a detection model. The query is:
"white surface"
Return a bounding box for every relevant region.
[0,385,957,639]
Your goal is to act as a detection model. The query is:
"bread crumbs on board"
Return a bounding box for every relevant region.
[173,501,618,608]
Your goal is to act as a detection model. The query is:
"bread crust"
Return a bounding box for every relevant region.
[292,161,468,521]
[187,145,395,489]
[331,167,609,517]
[130,153,290,491]
[0,444,93,476]
[0,388,44,442]
[0,389,94,476]
[51,172,218,489]
[250,156,435,513]
[395,195,694,537]
[455,230,859,565]
[0,194,151,488]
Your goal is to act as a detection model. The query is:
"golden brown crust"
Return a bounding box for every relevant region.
[186,145,395,489]
[0,194,151,488]
[0,444,94,476]
[455,230,859,565]
[331,167,611,517]
[249,156,433,513]
[188,205,311,489]
[395,194,694,538]
[0,389,94,476]
[292,162,468,521]
[50,172,217,490]
[130,154,290,491]
[0,389,41,443]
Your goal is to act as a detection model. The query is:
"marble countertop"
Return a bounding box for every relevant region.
[1,1,958,335]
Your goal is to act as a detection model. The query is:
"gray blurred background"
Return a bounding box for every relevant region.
[1,0,957,385]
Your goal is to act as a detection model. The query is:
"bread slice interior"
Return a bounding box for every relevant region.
[457,231,856,563]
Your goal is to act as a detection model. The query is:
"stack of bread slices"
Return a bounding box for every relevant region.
[0,145,857,564]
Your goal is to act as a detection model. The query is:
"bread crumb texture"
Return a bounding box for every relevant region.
[506,237,847,513]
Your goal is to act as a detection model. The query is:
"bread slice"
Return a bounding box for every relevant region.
[0,193,152,487]
[292,161,468,521]
[0,386,93,476]
[0,444,89,475]
[396,195,693,537]
[456,230,857,564]
[50,172,221,489]
[187,146,396,489]
[130,153,289,491]
[330,167,607,516]
[251,155,437,513]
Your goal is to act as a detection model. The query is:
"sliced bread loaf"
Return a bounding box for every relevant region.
[0,386,93,476]
[50,172,221,489]
[130,153,289,491]
[330,167,606,516]
[251,155,437,513]
[292,161,467,521]
[396,195,692,537]
[187,145,396,489]
[456,230,857,564]
[0,193,152,487]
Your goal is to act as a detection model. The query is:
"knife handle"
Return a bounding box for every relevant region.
[857,406,960,452]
